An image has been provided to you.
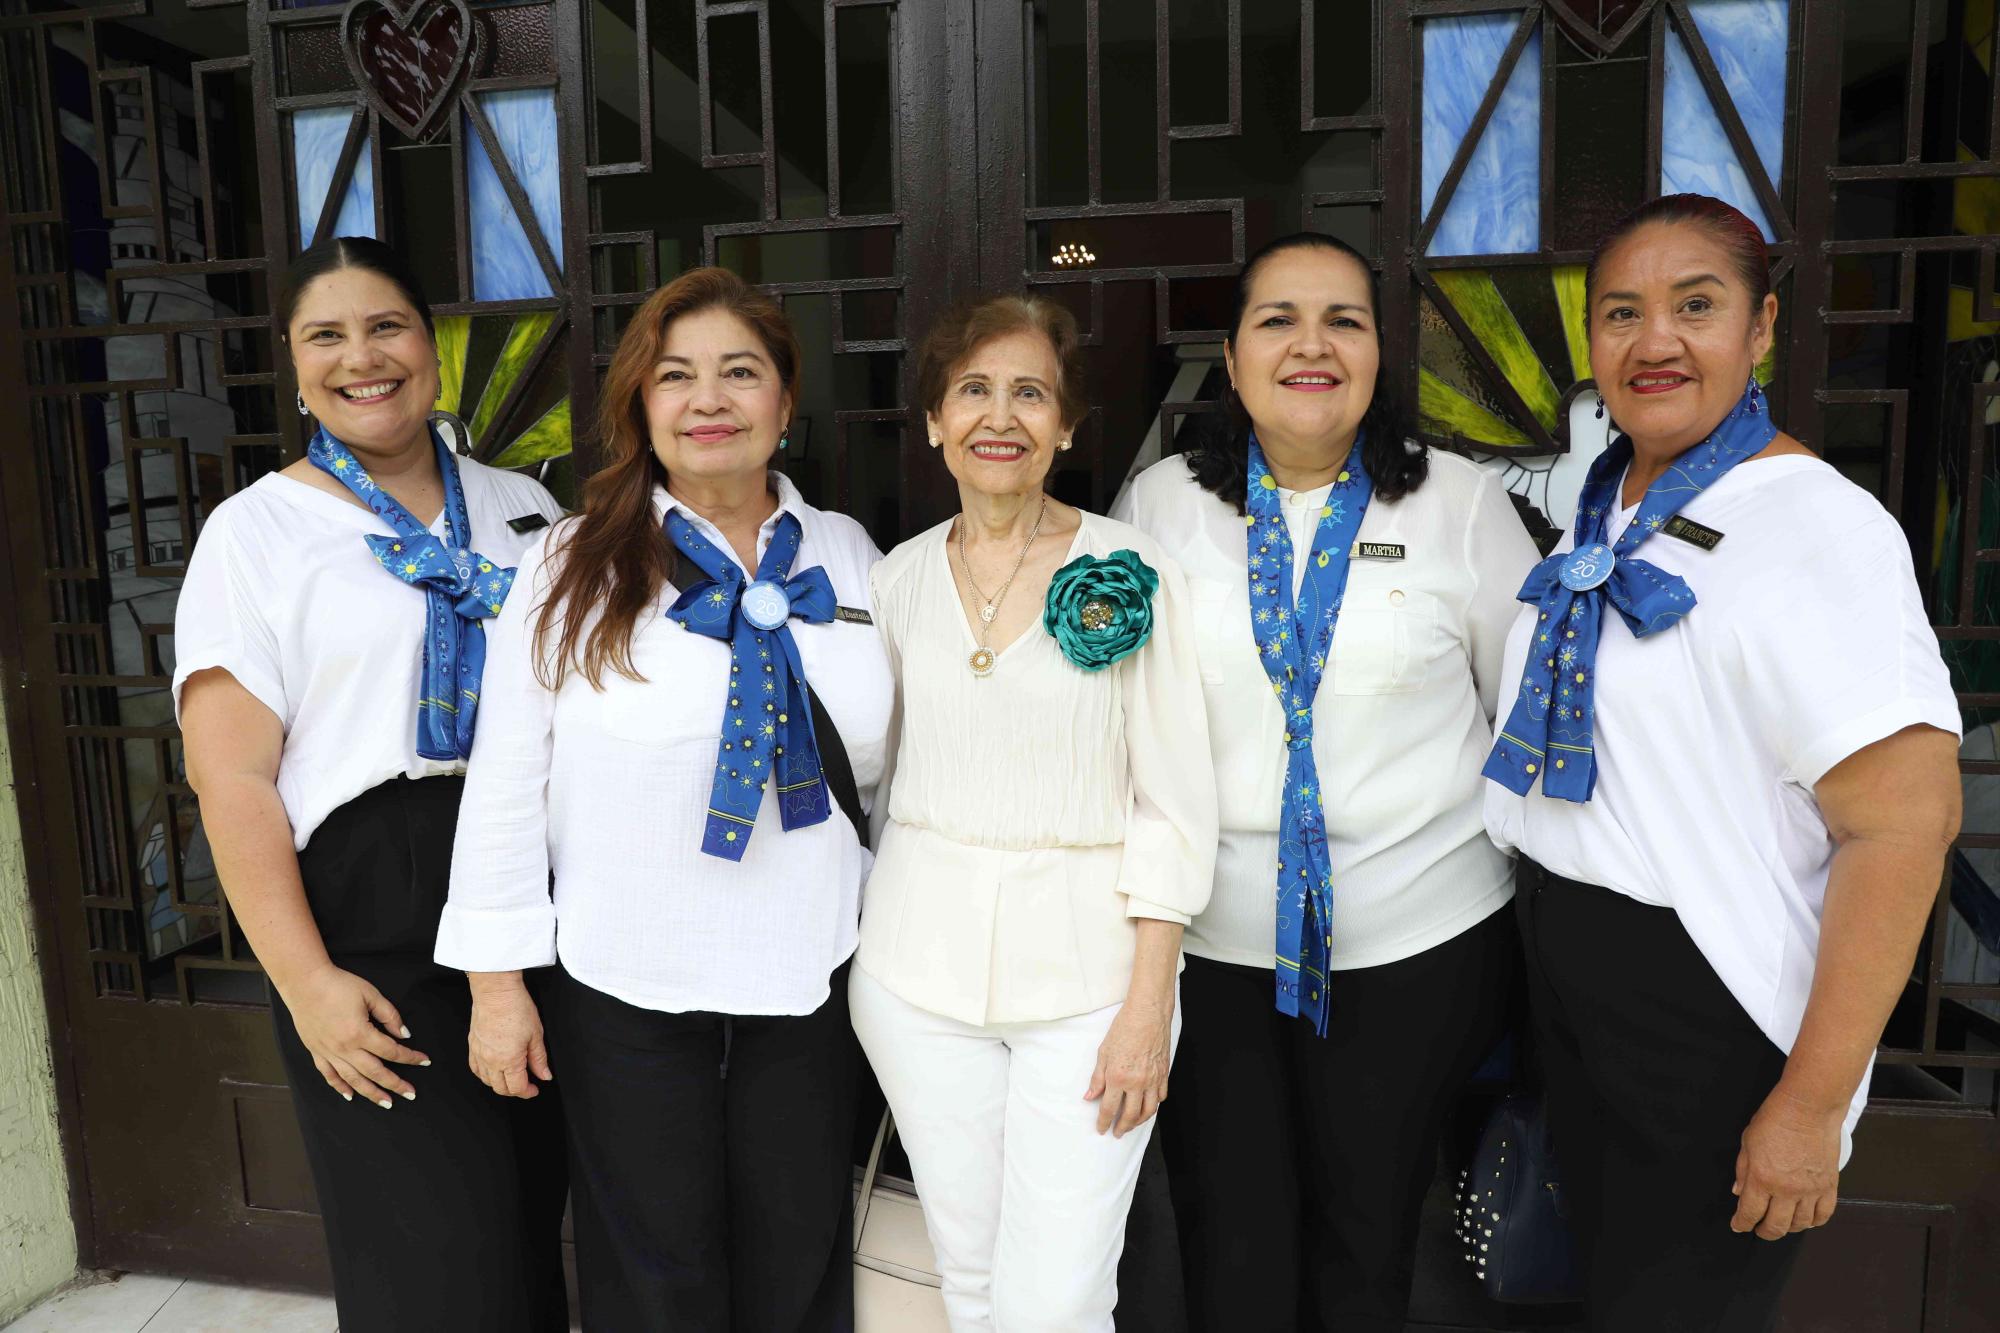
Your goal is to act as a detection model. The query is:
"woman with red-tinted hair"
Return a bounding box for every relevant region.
[437,267,894,1330]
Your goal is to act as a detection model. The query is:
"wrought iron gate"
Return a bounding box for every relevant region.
[0,1,1994,1326]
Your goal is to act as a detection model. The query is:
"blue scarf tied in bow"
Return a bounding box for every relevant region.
[1482,378,1775,802]
[308,425,515,761]
[1245,434,1372,1035]
[664,508,838,861]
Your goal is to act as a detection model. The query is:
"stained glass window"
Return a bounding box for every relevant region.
[1661,0,1789,240]
[290,107,375,248]
[467,89,563,302]
[1421,14,1542,256]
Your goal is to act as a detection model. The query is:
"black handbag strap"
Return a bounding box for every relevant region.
[670,549,868,847]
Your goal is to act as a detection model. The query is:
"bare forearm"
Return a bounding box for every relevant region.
[200,772,331,998]
[1778,835,1944,1115]
[1126,918,1184,1009]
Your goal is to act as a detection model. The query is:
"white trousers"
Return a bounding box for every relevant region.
[849,966,1178,1333]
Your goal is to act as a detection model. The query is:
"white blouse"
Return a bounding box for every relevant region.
[436,475,895,1017]
[170,462,565,848]
[858,511,1217,1026]
[1483,454,1961,1161]
[1114,450,1539,969]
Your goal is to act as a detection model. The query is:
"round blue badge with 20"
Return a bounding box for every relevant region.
[740,579,793,630]
[1558,542,1616,593]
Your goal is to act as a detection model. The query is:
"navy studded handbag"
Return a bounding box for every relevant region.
[1454,1092,1583,1304]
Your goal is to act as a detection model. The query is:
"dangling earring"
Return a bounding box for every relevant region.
[1746,374,1764,414]
[779,428,790,451]
[296,391,310,417]
[1594,395,1605,420]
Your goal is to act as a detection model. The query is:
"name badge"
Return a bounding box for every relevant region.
[1350,541,1406,561]
[507,513,551,534]
[1662,516,1725,551]
[834,606,874,626]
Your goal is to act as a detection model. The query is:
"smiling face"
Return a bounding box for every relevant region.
[926,328,1071,501]
[642,305,793,488]
[1590,220,1776,455]
[287,266,439,453]
[1224,244,1380,459]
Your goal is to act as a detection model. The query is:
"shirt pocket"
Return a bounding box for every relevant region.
[1329,583,1436,695]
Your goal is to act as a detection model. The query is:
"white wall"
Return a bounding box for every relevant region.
[0,693,76,1323]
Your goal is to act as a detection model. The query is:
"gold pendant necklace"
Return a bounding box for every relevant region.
[958,495,1048,677]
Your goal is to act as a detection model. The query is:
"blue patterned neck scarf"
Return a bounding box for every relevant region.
[1245,433,1372,1036]
[307,425,515,761]
[664,507,838,861]
[1483,378,1776,802]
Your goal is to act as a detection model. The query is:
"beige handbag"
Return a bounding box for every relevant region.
[852,1110,950,1331]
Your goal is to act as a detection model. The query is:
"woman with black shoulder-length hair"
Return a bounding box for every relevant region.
[1484,195,1961,1332]
[436,266,894,1330]
[175,235,568,1331]
[1114,230,1540,1331]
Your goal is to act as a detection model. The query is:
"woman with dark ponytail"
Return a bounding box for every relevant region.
[175,236,568,1330]
[1485,195,1961,1331]
[1116,231,1539,1330]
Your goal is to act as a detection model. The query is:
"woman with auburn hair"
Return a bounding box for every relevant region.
[436,266,894,1330]
[851,293,1216,1330]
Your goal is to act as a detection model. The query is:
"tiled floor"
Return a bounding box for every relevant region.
[2,1274,336,1333]
[1,1192,949,1333]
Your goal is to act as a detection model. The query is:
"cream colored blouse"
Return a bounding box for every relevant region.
[857,510,1218,1025]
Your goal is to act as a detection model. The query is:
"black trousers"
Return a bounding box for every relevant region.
[544,960,859,1332]
[1515,859,1807,1333]
[270,776,569,1333]
[1158,903,1519,1333]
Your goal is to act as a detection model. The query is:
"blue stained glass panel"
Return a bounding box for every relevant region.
[1422,15,1542,256]
[1662,0,1789,240]
[291,107,375,248]
[467,89,563,302]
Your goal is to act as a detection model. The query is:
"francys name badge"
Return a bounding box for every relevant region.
[1350,541,1406,560]
[1662,515,1725,551]
[507,513,551,534]
[833,606,873,625]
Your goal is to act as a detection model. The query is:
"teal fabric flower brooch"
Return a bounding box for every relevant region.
[1042,549,1158,671]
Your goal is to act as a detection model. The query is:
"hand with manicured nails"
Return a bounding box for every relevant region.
[285,964,429,1110]
[1731,1086,1842,1240]
[467,973,553,1099]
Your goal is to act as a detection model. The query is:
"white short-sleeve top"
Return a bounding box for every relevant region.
[171,460,565,849]
[859,510,1218,1025]
[435,475,895,1017]
[1483,454,1961,1157]
[1115,450,1540,969]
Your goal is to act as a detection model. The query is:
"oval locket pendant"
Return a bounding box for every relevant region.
[969,647,996,676]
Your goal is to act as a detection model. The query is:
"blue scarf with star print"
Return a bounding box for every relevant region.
[664,508,838,861]
[1245,433,1371,1036]
[1483,378,1775,802]
[307,425,516,761]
